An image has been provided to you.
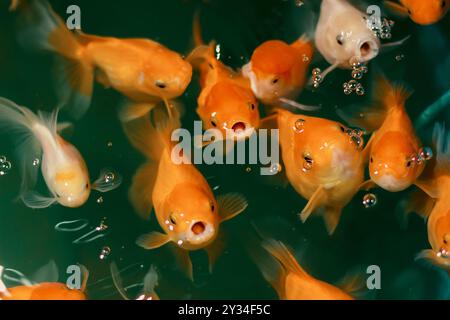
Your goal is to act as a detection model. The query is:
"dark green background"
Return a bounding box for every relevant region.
[0,0,449,299]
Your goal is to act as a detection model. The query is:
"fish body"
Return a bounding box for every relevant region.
[385,0,449,25]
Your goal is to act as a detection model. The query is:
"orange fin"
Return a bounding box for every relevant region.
[136,232,171,250]
[170,246,194,281]
[403,189,436,222]
[322,206,343,235]
[359,180,377,191]
[205,232,227,273]
[192,11,204,47]
[384,1,409,18]
[217,193,248,223]
[300,185,327,223]
[335,270,366,298]
[129,162,158,220]
[262,239,307,276]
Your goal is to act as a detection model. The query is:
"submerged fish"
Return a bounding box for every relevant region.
[122,107,248,280]
[341,76,430,192]
[385,0,449,25]
[266,108,364,234]
[0,98,121,209]
[406,124,450,275]
[252,239,355,300]
[187,15,260,141]
[242,37,316,110]
[19,0,192,119]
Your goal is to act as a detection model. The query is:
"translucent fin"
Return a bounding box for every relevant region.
[205,232,226,273]
[142,265,159,297]
[416,249,450,272]
[322,206,343,235]
[170,246,194,281]
[217,193,248,223]
[118,102,157,123]
[384,1,409,17]
[136,232,171,250]
[92,169,122,193]
[110,262,130,300]
[21,191,57,209]
[0,266,11,298]
[128,162,158,220]
[335,269,366,298]
[31,260,58,283]
[300,185,327,223]
[403,189,436,221]
[262,239,307,277]
[380,36,411,51]
[279,98,321,112]
[18,0,93,119]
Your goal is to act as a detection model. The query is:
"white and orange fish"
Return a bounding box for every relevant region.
[0,98,121,209]
[0,264,88,300]
[19,0,192,119]
[253,239,355,300]
[341,77,430,192]
[122,107,248,279]
[187,16,260,141]
[405,124,450,274]
[385,0,449,25]
[266,108,365,234]
[242,37,316,110]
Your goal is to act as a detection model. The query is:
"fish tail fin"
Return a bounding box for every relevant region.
[256,239,307,299]
[0,98,47,195]
[18,0,94,119]
[373,75,412,113]
[193,11,204,47]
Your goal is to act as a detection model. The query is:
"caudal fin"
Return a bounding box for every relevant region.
[18,0,93,119]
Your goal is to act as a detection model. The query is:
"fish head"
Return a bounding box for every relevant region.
[142,46,193,100]
[369,132,425,192]
[431,210,450,259]
[403,0,449,25]
[51,164,91,208]
[202,81,260,141]
[162,184,220,249]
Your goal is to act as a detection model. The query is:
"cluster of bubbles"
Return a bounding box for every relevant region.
[343,58,368,96]
[345,127,365,150]
[0,156,12,176]
[311,68,323,89]
[363,193,378,208]
[99,246,111,260]
[368,17,394,40]
[408,147,434,165]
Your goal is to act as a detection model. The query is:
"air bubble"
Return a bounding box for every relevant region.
[104,172,115,183]
[0,156,12,176]
[32,158,40,166]
[270,163,282,174]
[99,246,111,260]
[97,196,104,204]
[363,193,377,208]
[418,147,433,161]
[395,54,405,62]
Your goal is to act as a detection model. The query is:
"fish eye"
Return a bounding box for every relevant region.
[370,157,374,163]
[85,183,89,189]
[210,203,215,212]
[55,193,61,198]
[340,126,346,133]
[211,120,217,127]
[169,214,177,225]
[441,0,446,8]
[407,8,412,15]
[336,35,344,46]
[304,155,313,163]
[272,78,279,84]
[444,239,448,244]
[155,80,167,89]
[249,102,256,110]
[406,160,413,168]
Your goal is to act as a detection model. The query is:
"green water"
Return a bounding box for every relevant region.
[0,0,449,300]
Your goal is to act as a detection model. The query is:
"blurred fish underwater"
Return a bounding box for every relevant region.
[0,0,449,300]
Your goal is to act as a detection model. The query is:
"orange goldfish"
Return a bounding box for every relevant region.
[122,107,248,279]
[187,16,260,141]
[242,37,316,110]
[406,124,450,274]
[0,265,88,300]
[253,240,354,300]
[342,77,429,192]
[0,98,122,208]
[19,0,192,119]
[272,109,364,234]
[385,0,449,25]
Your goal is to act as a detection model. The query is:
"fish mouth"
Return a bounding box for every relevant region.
[357,39,379,62]
[372,174,408,192]
[225,124,255,141]
[185,221,215,245]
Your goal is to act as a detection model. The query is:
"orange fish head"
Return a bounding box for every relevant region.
[202,81,260,141]
[286,113,364,182]
[51,165,91,208]
[162,184,220,249]
[244,40,311,104]
[142,48,193,100]
[403,0,449,25]
[369,132,425,192]
[431,211,450,258]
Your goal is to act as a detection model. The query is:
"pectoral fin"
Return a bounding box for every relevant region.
[218,193,248,223]
[322,206,343,235]
[170,246,194,281]
[404,189,436,220]
[414,179,439,199]
[299,186,327,223]
[136,232,171,250]
[205,232,226,273]
[21,191,57,209]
